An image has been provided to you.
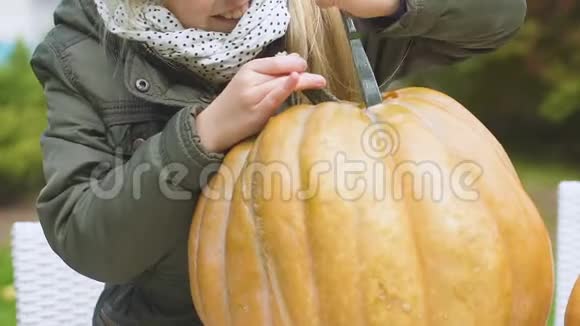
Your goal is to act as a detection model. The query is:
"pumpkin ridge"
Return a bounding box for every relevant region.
[297,106,322,326]
[413,93,521,181]
[245,131,293,326]
[396,92,518,180]
[195,170,232,326]
[391,95,519,192]
[443,91,550,323]
[495,177,553,323]
[356,110,381,326]
[239,133,275,326]
[401,93,528,322]
[420,93,522,317]
[221,180,237,326]
[254,105,322,326]
[189,185,208,322]
[454,173,513,323]
[483,173,552,323]
[300,104,367,325]
[346,106,370,326]
[389,103,497,323]
[226,143,273,326]
[390,126,431,326]
[398,92,551,323]
[386,98,468,168]
[194,181,214,323]
[478,179,524,323]
[398,98,511,324]
[341,106,369,326]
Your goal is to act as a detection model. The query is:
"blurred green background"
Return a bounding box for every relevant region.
[1,0,579,324]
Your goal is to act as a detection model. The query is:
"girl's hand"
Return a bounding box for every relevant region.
[315,0,401,18]
[195,54,327,153]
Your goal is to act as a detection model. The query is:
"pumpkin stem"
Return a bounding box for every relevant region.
[383,91,399,100]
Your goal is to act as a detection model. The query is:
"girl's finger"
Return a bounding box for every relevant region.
[249,72,326,103]
[254,72,300,113]
[248,69,326,89]
[247,55,308,76]
[294,73,327,91]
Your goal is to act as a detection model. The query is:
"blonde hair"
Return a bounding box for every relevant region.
[286,1,361,102]
[118,0,361,102]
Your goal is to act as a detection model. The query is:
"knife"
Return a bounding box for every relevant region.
[301,12,383,107]
[341,12,383,108]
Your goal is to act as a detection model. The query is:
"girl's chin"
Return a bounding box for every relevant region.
[208,16,241,33]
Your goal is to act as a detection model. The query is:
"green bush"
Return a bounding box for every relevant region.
[0,106,45,201]
[0,41,44,108]
[0,40,46,202]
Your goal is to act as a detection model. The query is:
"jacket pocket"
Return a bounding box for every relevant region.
[101,105,178,158]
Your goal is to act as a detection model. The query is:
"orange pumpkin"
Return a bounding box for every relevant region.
[566,276,580,326]
[188,87,554,326]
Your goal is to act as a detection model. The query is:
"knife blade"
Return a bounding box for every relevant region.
[341,12,383,108]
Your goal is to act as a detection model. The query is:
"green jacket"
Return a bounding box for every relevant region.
[31,0,526,325]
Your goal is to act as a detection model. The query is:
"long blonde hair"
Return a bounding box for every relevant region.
[120,0,361,102]
[285,1,361,102]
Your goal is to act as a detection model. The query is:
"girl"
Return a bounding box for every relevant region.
[31,0,526,325]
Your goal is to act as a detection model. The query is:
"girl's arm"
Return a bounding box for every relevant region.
[31,42,223,284]
[359,0,527,83]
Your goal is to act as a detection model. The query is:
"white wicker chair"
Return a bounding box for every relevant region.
[9,181,580,325]
[556,181,580,326]
[11,222,104,326]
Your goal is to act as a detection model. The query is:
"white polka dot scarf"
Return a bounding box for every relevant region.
[94,0,290,84]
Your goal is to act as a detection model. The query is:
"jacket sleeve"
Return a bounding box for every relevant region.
[30,41,224,284]
[360,0,527,83]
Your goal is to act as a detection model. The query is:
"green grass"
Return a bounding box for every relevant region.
[513,155,580,189]
[0,246,15,326]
